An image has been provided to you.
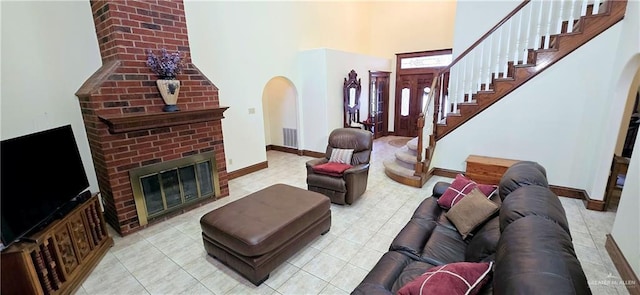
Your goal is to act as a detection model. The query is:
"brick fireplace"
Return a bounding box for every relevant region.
[75,0,229,235]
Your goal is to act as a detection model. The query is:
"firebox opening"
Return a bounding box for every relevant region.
[130,151,220,226]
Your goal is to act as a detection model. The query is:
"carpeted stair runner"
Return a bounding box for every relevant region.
[383,137,420,178]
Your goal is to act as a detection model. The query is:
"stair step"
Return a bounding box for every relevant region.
[535,47,560,53]
[476,89,495,95]
[512,63,535,68]
[493,77,516,83]
[395,148,418,165]
[383,160,419,179]
[406,137,419,151]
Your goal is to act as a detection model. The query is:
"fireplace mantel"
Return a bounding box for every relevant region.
[99,107,229,134]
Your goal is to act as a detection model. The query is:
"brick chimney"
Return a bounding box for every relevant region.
[76,0,229,235]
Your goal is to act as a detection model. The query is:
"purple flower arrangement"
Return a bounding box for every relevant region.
[146,48,184,79]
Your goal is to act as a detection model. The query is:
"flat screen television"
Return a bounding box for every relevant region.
[1,124,90,248]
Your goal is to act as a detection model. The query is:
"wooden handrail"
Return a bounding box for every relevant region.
[416,77,440,174]
[438,0,531,76]
[416,0,530,178]
[416,115,424,165]
[421,78,440,116]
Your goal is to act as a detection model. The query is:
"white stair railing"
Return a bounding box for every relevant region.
[418,0,611,170]
[437,0,607,122]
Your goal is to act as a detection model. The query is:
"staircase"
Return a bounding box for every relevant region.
[384,0,628,188]
[383,137,422,187]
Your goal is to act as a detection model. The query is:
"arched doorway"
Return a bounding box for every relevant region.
[607,54,640,288]
[603,55,640,211]
[262,76,299,150]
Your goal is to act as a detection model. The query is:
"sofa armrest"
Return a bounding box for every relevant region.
[344,163,371,204]
[389,219,437,260]
[432,181,450,198]
[305,158,328,174]
[352,251,412,295]
[344,163,369,175]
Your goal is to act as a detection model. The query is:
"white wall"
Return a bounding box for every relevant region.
[590,0,640,201]
[296,2,370,53]
[186,1,294,171]
[431,24,624,192]
[611,112,640,276]
[184,1,372,171]
[0,0,453,180]
[451,0,520,58]
[185,1,409,160]
[185,1,456,162]
[610,0,640,279]
[442,0,640,275]
[297,48,391,153]
[368,1,457,131]
[0,1,101,193]
[325,49,392,131]
[262,77,298,147]
[298,49,329,153]
[437,0,640,198]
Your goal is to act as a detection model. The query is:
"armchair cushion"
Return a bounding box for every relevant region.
[329,148,354,164]
[312,162,353,177]
[437,174,497,209]
[397,261,493,295]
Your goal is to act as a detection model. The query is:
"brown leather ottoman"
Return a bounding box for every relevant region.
[200,184,331,285]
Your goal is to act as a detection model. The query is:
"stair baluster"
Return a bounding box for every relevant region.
[581,0,589,16]
[593,0,602,14]
[556,1,566,34]
[568,0,577,33]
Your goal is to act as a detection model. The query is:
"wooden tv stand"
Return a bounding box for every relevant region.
[1,193,113,295]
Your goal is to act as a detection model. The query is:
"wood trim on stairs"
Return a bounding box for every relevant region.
[435,0,628,140]
[605,234,640,295]
[227,161,268,180]
[441,0,532,74]
[385,169,422,188]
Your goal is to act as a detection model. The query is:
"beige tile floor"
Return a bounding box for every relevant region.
[75,136,628,295]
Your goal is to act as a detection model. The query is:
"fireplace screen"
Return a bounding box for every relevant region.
[130,152,219,225]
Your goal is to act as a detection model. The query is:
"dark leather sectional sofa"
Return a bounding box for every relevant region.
[352,161,591,294]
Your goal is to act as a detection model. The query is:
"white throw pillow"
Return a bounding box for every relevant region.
[329,148,354,164]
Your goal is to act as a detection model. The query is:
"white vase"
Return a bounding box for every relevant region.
[156,79,181,112]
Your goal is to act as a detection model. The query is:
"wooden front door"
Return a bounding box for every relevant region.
[394,74,433,137]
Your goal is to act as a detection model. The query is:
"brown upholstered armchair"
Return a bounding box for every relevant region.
[306,128,373,205]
